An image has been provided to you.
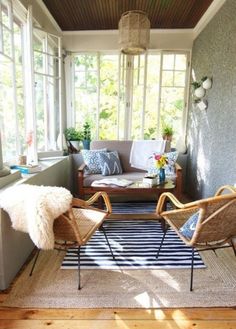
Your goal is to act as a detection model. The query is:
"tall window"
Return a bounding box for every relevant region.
[0,1,62,166]
[33,29,61,152]
[71,51,189,144]
[0,0,25,162]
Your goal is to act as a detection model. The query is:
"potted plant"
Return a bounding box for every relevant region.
[64,127,82,151]
[82,121,91,150]
[201,76,212,90]
[191,80,205,99]
[162,125,173,141]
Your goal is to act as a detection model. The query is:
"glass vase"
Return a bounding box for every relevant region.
[159,168,166,184]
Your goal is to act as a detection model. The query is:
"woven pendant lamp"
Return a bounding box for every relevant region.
[119,10,150,55]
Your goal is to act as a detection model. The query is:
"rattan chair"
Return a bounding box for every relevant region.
[30,191,115,289]
[156,185,236,291]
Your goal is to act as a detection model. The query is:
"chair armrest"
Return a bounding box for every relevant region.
[156,192,202,215]
[72,192,112,215]
[215,185,236,196]
[174,162,182,199]
[78,163,86,172]
[156,192,186,215]
[78,163,87,198]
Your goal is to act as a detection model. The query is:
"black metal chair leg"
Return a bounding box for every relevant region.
[231,239,236,257]
[101,224,115,261]
[29,248,40,276]
[78,246,81,290]
[190,247,195,291]
[156,227,167,259]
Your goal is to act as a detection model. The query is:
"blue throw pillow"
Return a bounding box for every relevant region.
[179,212,199,239]
[99,151,123,176]
[81,149,107,174]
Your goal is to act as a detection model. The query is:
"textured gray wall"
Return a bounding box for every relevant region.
[186,0,236,199]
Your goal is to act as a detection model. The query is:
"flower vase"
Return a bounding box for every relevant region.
[159,168,166,184]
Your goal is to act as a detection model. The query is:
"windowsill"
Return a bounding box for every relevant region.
[0,156,68,191]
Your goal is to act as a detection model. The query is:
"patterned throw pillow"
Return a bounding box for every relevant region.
[99,151,123,176]
[81,149,107,174]
[179,212,199,239]
[147,151,178,177]
[165,151,178,176]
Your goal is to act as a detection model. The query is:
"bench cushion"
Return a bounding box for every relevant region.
[83,172,145,187]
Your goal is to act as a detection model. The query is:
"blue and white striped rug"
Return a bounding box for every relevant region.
[61,220,205,270]
[111,202,157,214]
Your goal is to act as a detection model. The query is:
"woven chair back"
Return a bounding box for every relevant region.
[196,198,236,243]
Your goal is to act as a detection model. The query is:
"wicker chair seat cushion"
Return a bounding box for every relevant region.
[53,208,106,245]
[72,208,106,243]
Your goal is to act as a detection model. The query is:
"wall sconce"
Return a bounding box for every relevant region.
[191,76,212,110]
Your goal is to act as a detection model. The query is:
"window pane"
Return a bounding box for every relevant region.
[174,71,186,87]
[99,54,118,140]
[74,54,98,136]
[144,54,161,139]
[3,26,12,58]
[34,51,43,73]
[163,54,174,70]
[2,3,10,28]
[175,54,187,70]
[162,70,174,87]
[118,54,127,140]
[0,54,16,161]
[35,74,44,150]
[160,87,185,144]
[131,55,145,139]
[33,30,61,151]
[0,15,25,162]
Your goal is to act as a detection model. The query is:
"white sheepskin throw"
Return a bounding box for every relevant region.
[0,184,72,250]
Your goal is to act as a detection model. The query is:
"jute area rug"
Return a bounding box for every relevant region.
[3,248,236,309]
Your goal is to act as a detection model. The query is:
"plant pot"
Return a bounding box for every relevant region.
[194,86,205,98]
[202,78,212,90]
[82,140,90,150]
[162,135,172,142]
[70,140,80,151]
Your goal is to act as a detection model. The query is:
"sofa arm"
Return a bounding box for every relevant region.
[78,163,86,198]
[175,162,182,200]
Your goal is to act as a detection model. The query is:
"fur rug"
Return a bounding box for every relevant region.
[0,184,72,249]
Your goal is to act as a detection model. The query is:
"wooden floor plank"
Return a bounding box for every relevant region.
[0,319,236,329]
[0,307,236,320]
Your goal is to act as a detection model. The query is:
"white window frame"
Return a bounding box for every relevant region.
[0,2,63,170]
[67,50,190,142]
[0,0,25,165]
[33,26,62,154]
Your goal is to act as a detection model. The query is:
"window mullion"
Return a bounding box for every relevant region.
[182,53,191,139]
[125,55,133,140]
[9,0,20,155]
[117,53,121,139]
[0,1,3,53]
[157,52,163,139]
[96,52,100,140]
[58,36,63,149]
[25,5,38,164]
[141,53,148,139]
[43,35,48,151]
